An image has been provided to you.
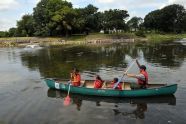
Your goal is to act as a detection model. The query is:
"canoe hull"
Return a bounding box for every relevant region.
[45,78,177,97]
[48,89,176,105]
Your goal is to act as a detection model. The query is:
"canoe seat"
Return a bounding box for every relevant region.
[80,81,85,87]
[84,80,94,88]
[102,81,107,89]
[122,82,131,90]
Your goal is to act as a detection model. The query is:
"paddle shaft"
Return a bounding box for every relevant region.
[67,83,71,96]
[113,59,136,89]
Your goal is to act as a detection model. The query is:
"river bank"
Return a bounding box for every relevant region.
[0,33,186,47]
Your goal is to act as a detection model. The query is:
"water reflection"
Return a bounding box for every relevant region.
[19,41,186,79]
[113,103,147,119]
[140,42,186,68]
[1,41,186,124]
[47,88,176,119]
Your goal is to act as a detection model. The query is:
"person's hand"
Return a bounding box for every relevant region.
[68,80,72,84]
[70,72,73,77]
[136,59,140,68]
[136,59,138,63]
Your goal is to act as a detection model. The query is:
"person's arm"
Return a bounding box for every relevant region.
[136,74,145,81]
[126,73,137,78]
[93,80,96,87]
[70,72,74,81]
[126,73,145,81]
[136,59,141,68]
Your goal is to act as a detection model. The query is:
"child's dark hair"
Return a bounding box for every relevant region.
[96,75,103,81]
[73,68,79,72]
[113,78,118,82]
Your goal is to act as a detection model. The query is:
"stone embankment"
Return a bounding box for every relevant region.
[86,38,135,44]
[0,37,147,47]
[0,37,65,47]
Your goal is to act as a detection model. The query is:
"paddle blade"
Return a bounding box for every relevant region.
[64,95,71,106]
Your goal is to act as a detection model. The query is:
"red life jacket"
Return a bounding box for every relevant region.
[111,82,122,90]
[94,79,103,89]
[138,70,148,86]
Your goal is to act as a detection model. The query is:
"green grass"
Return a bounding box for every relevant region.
[146,33,186,43]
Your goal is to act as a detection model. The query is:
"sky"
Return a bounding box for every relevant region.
[0,0,186,31]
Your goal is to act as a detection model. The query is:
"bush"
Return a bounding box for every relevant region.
[104,30,109,34]
[0,31,9,37]
[135,30,146,37]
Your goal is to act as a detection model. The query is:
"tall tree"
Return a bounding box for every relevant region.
[182,14,186,31]
[102,9,129,32]
[127,16,143,31]
[8,28,17,37]
[33,0,73,36]
[144,10,161,31]
[160,4,186,32]
[73,4,99,34]
[144,4,186,33]
[51,5,77,37]
[84,4,99,34]
[16,14,35,36]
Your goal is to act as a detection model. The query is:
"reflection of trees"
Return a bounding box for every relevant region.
[20,42,186,78]
[140,42,186,68]
[113,103,147,119]
[20,45,137,78]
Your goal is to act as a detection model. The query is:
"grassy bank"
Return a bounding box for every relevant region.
[0,33,186,47]
[0,33,136,47]
[146,33,186,43]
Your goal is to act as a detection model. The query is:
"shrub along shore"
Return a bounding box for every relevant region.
[0,33,186,47]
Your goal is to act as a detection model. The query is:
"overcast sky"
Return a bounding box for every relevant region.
[0,0,186,31]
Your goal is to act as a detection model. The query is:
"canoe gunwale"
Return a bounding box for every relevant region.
[45,78,176,91]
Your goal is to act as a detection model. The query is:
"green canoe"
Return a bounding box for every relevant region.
[44,78,177,97]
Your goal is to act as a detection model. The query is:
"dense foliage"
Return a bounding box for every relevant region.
[7,0,129,37]
[144,4,186,33]
[1,1,186,37]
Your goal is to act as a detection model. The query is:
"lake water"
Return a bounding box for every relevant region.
[0,40,186,124]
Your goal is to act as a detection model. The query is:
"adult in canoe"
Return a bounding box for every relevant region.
[70,68,81,86]
[125,60,148,89]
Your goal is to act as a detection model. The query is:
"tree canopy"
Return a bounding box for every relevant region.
[10,0,129,37]
[127,16,143,31]
[144,4,186,33]
[3,2,186,37]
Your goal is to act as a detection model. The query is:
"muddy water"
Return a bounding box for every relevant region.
[0,40,186,124]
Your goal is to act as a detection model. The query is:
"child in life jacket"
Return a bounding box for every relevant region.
[94,75,104,89]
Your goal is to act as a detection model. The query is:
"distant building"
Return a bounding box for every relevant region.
[100,30,104,33]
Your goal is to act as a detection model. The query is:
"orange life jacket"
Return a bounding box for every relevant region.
[72,73,81,86]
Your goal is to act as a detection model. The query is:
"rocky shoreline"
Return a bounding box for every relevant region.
[0,37,147,47]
